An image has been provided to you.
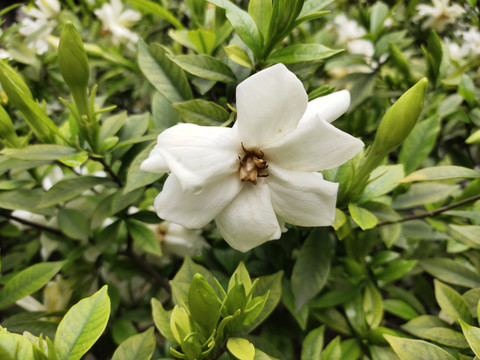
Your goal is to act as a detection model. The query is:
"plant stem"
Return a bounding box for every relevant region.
[377,193,480,227]
[0,209,64,237]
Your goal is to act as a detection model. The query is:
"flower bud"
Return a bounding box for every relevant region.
[371,78,428,157]
[58,23,89,93]
[0,61,56,142]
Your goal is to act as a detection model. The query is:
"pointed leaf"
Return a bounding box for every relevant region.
[111,327,156,360]
[0,261,65,309]
[385,335,456,360]
[54,286,111,360]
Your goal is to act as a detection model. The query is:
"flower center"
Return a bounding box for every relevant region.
[238,143,268,184]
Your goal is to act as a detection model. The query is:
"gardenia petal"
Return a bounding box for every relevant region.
[263,114,364,172]
[268,165,338,227]
[154,174,243,229]
[154,123,240,193]
[300,90,351,126]
[140,148,169,173]
[234,63,308,148]
[215,179,281,252]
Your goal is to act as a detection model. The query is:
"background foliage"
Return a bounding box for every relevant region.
[0,0,479,359]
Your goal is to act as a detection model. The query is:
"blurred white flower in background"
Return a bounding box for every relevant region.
[415,0,464,32]
[446,27,480,61]
[18,0,61,55]
[333,14,374,58]
[94,0,141,47]
[150,221,209,260]
[142,64,364,252]
[16,276,72,314]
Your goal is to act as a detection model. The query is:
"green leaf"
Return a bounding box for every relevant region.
[188,29,216,55]
[130,0,183,29]
[265,44,342,64]
[172,99,230,126]
[242,270,283,332]
[402,315,468,348]
[399,116,441,174]
[321,336,341,360]
[54,286,110,360]
[361,165,405,202]
[223,45,254,68]
[419,258,480,288]
[111,327,156,360]
[383,299,418,320]
[0,261,65,309]
[227,338,255,360]
[402,166,480,183]
[208,0,262,58]
[99,111,127,145]
[126,220,162,257]
[299,0,334,17]
[137,41,192,103]
[370,1,389,34]
[169,54,236,82]
[449,225,480,249]
[348,204,378,230]
[385,335,456,360]
[291,229,334,311]
[392,183,459,210]
[374,260,417,282]
[460,319,480,358]
[248,0,272,41]
[314,308,352,336]
[38,176,114,209]
[188,274,221,337]
[151,91,181,130]
[151,298,176,343]
[0,332,35,360]
[1,145,78,161]
[58,208,89,242]
[434,280,474,325]
[301,326,324,360]
[170,257,215,308]
[58,151,89,167]
[124,143,163,194]
[364,281,383,329]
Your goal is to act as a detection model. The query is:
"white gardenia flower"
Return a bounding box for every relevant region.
[94,0,141,46]
[415,0,464,32]
[141,64,364,252]
[153,221,209,258]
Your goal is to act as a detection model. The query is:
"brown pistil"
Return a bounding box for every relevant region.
[238,143,268,184]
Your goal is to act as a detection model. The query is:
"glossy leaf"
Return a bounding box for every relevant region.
[54,286,111,360]
[38,176,113,209]
[227,337,255,360]
[385,335,456,360]
[434,280,474,325]
[265,44,342,64]
[172,99,230,126]
[126,220,162,257]
[301,326,324,360]
[348,203,378,230]
[137,41,192,103]
[169,54,236,82]
[1,145,77,161]
[111,327,156,360]
[402,166,480,183]
[0,261,65,309]
[291,228,334,311]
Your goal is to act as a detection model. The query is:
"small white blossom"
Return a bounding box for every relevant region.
[141,64,364,252]
[447,27,480,61]
[333,15,374,58]
[18,0,61,55]
[415,0,464,32]
[151,221,209,259]
[94,0,141,46]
